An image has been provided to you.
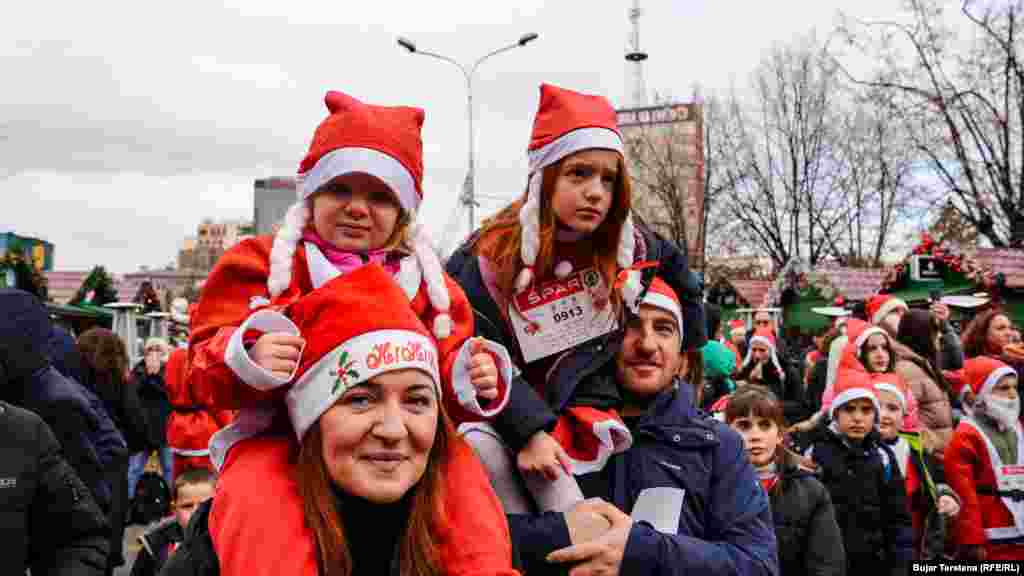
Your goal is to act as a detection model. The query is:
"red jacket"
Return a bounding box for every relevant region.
[946,419,1024,560]
[164,348,235,476]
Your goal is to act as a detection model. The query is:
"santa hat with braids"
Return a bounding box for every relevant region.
[515,84,635,292]
[268,91,453,339]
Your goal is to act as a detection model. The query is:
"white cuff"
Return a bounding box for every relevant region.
[224,309,303,392]
[451,338,514,418]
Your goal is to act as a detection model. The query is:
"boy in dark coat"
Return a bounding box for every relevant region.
[132,468,215,576]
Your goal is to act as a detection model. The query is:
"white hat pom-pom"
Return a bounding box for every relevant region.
[433,314,453,340]
[554,261,573,279]
[621,271,643,313]
[515,267,534,293]
[268,200,311,297]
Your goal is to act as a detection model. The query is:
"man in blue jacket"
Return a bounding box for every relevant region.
[510,274,778,576]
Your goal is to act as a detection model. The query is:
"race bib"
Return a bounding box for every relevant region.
[999,465,1024,492]
[509,268,616,363]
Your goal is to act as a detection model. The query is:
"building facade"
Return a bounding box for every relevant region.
[616,103,705,269]
[254,177,297,236]
[177,219,254,273]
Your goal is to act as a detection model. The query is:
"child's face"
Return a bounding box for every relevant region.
[175,482,215,529]
[728,412,782,468]
[875,389,903,441]
[835,398,876,441]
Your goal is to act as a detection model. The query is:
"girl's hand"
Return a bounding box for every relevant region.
[518,430,573,481]
[468,339,499,400]
[250,332,305,379]
[937,494,960,517]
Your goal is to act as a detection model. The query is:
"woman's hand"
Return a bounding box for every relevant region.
[468,339,499,401]
[250,332,305,379]
[518,430,573,481]
[937,494,960,517]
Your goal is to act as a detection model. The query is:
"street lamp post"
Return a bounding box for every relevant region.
[397,33,539,232]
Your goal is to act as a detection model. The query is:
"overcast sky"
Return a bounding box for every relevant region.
[2,0,918,273]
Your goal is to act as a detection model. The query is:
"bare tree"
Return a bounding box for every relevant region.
[707,37,850,269]
[621,97,705,267]
[837,0,1024,247]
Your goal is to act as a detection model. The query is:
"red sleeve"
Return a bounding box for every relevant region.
[946,424,986,546]
[186,237,287,410]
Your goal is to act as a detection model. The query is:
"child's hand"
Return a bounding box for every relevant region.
[468,338,499,401]
[251,332,305,379]
[937,494,960,517]
[518,430,573,481]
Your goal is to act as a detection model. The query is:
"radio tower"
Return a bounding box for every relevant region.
[625,0,649,108]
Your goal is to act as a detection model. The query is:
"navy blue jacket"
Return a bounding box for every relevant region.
[444,222,706,451]
[509,382,779,576]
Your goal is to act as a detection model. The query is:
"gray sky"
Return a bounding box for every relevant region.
[2,0,913,273]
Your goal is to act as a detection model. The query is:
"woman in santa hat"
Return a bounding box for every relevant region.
[182,91,516,575]
[163,266,517,576]
[945,356,1024,561]
[874,372,960,560]
[446,83,705,514]
[735,327,806,424]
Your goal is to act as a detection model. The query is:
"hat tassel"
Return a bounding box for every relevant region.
[516,174,542,293]
[268,200,310,298]
[410,222,453,340]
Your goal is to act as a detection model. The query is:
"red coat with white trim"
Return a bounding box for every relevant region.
[164,348,235,476]
[945,420,1024,560]
[187,236,508,424]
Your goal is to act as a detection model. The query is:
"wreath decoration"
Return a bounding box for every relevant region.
[880,233,1001,293]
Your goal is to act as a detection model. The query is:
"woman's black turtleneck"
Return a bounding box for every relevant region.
[334,487,412,574]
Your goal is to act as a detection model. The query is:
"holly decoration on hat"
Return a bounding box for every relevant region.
[330,350,360,395]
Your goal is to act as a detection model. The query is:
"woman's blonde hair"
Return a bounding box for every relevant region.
[295,400,453,576]
[474,154,633,304]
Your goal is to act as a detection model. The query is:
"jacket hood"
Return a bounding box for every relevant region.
[0,289,52,388]
[702,341,736,380]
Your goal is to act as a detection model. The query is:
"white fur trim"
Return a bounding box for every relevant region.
[515,267,534,293]
[304,242,342,289]
[300,147,419,213]
[169,447,211,457]
[527,127,624,173]
[829,387,880,421]
[871,297,908,326]
[410,224,452,339]
[979,365,1018,398]
[224,309,303,391]
[618,213,636,269]
[642,291,683,336]
[450,338,513,418]
[287,329,440,440]
[268,201,310,297]
[554,260,574,279]
[565,418,633,475]
[873,382,906,414]
[854,326,889,353]
[209,407,277,472]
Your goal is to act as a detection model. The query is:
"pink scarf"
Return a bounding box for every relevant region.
[301,230,401,276]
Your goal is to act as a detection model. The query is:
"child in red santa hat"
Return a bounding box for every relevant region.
[873,372,960,560]
[805,369,913,573]
[182,91,516,576]
[946,356,1024,561]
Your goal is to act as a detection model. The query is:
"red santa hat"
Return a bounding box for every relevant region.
[728,319,746,337]
[867,294,909,326]
[963,356,1018,403]
[872,371,909,415]
[285,265,440,441]
[829,370,881,421]
[515,84,633,292]
[616,268,683,335]
[269,91,453,339]
[742,328,784,379]
[845,318,890,356]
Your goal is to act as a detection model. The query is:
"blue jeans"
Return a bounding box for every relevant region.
[127,446,175,499]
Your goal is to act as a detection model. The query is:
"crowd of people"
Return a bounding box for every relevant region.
[4,79,1024,576]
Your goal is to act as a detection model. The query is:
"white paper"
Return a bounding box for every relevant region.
[631,486,685,535]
